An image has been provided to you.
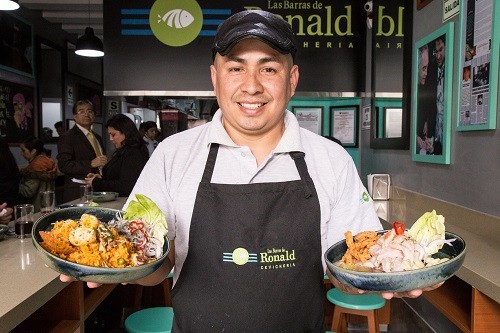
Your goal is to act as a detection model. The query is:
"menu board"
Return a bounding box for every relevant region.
[0,78,35,143]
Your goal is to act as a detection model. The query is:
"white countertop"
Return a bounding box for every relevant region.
[0,198,126,332]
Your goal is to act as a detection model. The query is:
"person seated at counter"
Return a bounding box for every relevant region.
[18,136,57,212]
[0,137,20,208]
[84,114,149,197]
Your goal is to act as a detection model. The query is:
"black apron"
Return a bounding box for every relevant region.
[171,144,324,332]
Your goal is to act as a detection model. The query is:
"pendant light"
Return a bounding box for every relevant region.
[75,0,104,57]
[0,0,19,10]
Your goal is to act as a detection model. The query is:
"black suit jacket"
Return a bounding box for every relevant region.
[92,144,149,196]
[56,125,104,202]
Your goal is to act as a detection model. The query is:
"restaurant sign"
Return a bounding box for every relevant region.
[104,0,404,94]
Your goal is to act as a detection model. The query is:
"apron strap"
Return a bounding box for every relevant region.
[203,146,312,198]
[290,151,313,198]
[202,143,219,183]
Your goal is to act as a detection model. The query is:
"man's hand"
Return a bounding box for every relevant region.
[0,203,13,224]
[91,155,107,169]
[325,270,444,299]
[60,274,102,288]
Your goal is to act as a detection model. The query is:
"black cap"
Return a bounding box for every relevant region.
[212,10,297,62]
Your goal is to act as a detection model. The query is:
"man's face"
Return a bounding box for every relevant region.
[435,39,445,67]
[418,48,429,85]
[74,103,95,128]
[210,39,299,142]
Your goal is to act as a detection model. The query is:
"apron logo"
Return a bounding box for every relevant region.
[222,247,297,270]
[361,191,371,203]
[223,247,258,265]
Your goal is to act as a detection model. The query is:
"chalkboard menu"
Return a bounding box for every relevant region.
[0,78,35,144]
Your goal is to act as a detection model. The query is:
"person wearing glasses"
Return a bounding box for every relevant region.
[56,99,108,202]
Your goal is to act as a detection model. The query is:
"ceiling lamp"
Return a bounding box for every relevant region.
[75,27,104,57]
[75,0,104,57]
[0,0,19,10]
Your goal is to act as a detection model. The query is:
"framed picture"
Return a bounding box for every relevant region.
[456,0,499,131]
[412,23,454,164]
[330,106,358,147]
[0,78,36,144]
[292,107,322,135]
[374,98,403,139]
[0,12,34,77]
[416,0,434,10]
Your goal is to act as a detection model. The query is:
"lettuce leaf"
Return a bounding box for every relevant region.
[408,210,446,253]
[123,194,168,246]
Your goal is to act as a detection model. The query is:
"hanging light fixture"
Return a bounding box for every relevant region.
[0,0,19,10]
[75,0,104,57]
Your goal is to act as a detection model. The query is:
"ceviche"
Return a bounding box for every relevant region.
[39,194,168,268]
[340,210,456,273]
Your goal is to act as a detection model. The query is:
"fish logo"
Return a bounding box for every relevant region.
[157,9,194,29]
[150,0,203,47]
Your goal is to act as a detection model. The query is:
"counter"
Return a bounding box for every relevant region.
[374,187,500,332]
[0,197,126,332]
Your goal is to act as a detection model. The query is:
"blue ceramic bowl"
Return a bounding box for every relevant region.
[324,231,466,292]
[32,207,169,284]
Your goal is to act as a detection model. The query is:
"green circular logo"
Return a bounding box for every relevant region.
[149,0,203,47]
[232,248,249,266]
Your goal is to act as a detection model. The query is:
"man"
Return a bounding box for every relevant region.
[62,10,435,331]
[54,121,65,136]
[416,44,434,155]
[140,121,159,156]
[56,100,107,202]
[433,36,445,155]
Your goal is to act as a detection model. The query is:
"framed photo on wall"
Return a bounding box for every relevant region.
[0,12,34,77]
[412,23,454,164]
[330,106,358,147]
[292,107,323,135]
[456,0,499,131]
[0,78,36,144]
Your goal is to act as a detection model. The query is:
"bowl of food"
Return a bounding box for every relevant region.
[325,211,466,292]
[92,192,119,202]
[32,195,169,284]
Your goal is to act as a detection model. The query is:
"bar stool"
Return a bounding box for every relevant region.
[326,288,386,333]
[125,306,174,333]
[133,270,174,311]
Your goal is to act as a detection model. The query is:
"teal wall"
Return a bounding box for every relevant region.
[288,97,361,168]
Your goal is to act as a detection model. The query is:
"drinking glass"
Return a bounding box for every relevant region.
[14,204,34,239]
[80,185,93,205]
[40,190,56,214]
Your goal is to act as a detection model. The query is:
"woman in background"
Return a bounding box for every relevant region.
[0,136,20,209]
[18,136,57,211]
[85,114,149,196]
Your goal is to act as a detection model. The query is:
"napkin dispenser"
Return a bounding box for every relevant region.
[367,174,390,200]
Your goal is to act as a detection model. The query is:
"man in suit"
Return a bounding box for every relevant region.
[57,100,107,202]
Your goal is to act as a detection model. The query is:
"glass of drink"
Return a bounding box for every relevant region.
[80,185,93,205]
[40,190,56,214]
[14,204,34,239]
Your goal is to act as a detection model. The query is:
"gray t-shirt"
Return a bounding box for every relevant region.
[125,110,382,282]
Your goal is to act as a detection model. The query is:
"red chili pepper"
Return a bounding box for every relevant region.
[393,221,405,235]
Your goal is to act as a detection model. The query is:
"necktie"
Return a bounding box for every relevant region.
[87,131,101,157]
